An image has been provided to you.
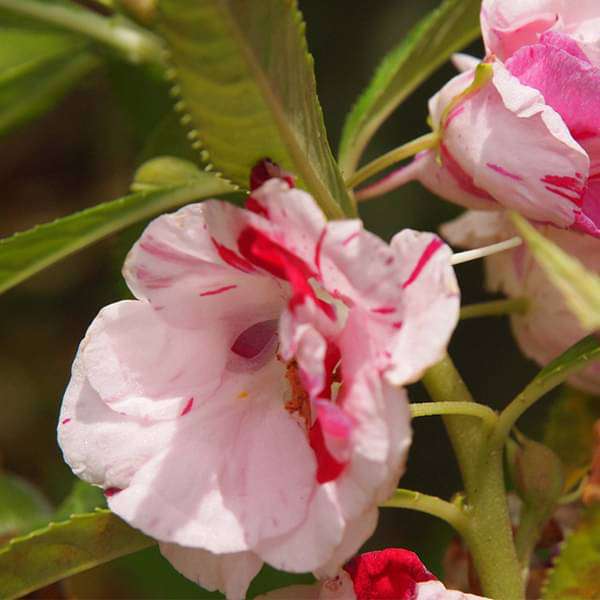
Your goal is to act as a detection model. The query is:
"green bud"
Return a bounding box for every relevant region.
[512,435,565,507]
[132,156,208,191]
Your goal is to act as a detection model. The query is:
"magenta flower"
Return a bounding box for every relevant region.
[58,172,459,598]
[260,548,487,599]
[359,6,600,238]
[442,210,600,394]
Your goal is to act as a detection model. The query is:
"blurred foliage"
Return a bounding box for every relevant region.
[0,0,584,597]
[0,473,52,543]
[0,13,98,136]
[543,388,600,487]
[542,506,600,599]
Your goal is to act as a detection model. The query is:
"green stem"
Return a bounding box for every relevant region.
[0,0,165,66]
[423,357,524,600]
[345,132,438,189]
[460,298,529,321]
[410,401,497,429]
[382,489,468,537]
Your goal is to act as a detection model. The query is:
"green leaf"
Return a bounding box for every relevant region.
[155,0,352,218]
[0,174,235,295]
[493,336,600,448]
[0,474,52,542]
[0,25,98,136]
[542,506,600,599]
[54,481,107,522]
[536,336,600,390]
[544,388,600,485]
[0,510,153,599]
[338,0,481,175]
[138,111,199,165]
[511,213,600,333]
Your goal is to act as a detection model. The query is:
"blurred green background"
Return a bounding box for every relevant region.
[0,1,545,597]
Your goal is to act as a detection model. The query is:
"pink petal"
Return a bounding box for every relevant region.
[439,62,590,228]
[248,179,328,270]
[452,53,481,73]
[58,352,175,490]
[124,202,287,330]
[255,488,346,573]
[81,301,225,420]
[108,371,317,550]
[481,0,600,66]
[159,544,262,600]
[386,231,459,385]
[506,32,600,142]
[415,580,488,599]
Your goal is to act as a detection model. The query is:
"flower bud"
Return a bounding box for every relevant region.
[513,436,565,507]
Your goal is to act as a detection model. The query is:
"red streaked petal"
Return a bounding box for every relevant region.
[402,238,445,289]
[309,418,347,484]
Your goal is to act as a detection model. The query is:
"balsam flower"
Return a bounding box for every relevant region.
[58,169,459,599]
[260,548,488,600]
[359,11,600,238]
[441,210,600,394]
[481,0,600,66]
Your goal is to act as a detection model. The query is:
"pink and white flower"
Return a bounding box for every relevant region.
[481,0,600,66]
[358,8,600,238]
[58,170,459,599]
[441,210,600,394]
[259,548,488,600]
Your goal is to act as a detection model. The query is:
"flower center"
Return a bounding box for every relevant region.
[283,359,312,430]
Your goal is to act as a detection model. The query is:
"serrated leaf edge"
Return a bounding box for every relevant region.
[161,52,241,191]
[0,508,151,555]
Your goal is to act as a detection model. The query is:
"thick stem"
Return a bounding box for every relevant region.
[460,298,529,321]
[344,132,438,190]
[382,489,469,537]
[0,0,165,66]
[423,357,524,600]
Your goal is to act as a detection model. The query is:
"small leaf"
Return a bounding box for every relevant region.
[54,481,107,522]
[338,0,481,175]
[0,509,153,599]
[511,213,600,333]
[543,387,600,485]
[0,24,98,136]
[155,0,352,218]
[542,506,600,599]
[0,175,234,294]
[536,336,600,389]
[0,474,52,542]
